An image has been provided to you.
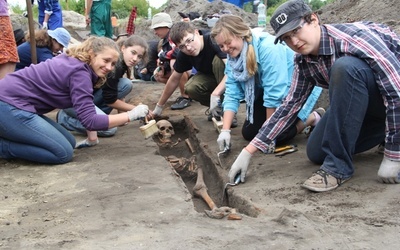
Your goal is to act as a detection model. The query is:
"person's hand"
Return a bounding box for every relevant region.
[127,104,149,121]
[378,156,400,184]
[217,129,231,151]
[152,103,164,117]
[228,148,252,183]
[209,95,220,113]
[140,68,148,74]
[42,22,48,29]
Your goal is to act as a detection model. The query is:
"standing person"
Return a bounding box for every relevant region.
[0,0,19,79]
[151,13,192,110]
[85,0,113,38]
[0,36,149,164]
[152,21,227,119]
[33,0,63,30]
[57,35,149,148]
[16,28,71,70]
[227,0,400,192]
[210,15,324,151]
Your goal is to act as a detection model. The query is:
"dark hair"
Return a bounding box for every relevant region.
[169,21,196,45]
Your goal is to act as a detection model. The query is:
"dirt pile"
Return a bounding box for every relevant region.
[317,0,400,33]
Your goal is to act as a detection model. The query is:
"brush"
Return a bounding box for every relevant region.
[139,117,158,139]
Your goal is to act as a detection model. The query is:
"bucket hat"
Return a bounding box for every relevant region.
[151,13,173,29]
[47,28,71,48]
[270,0,312,44]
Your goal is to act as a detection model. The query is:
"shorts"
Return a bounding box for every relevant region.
[0,16,19,64]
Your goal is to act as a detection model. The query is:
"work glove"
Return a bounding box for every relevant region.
[228,148,252,183]
[42,22,48,29]
[127,104,149,121]
[377,156,400,184]
[209,95,220,112]
[152,103,164,117]
[217,129,231,151]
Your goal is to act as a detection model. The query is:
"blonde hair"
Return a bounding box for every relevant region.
[66,37,120,87]
[211,15,258,76]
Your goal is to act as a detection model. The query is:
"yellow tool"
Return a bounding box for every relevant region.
[274,144,297,153]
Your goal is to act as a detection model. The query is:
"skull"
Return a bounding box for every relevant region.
[156,120,175,143]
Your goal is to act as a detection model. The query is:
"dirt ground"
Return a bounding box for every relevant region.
[1,82,399,249]
[2,0,400,248]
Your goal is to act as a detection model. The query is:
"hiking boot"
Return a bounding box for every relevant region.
[171,96,191,110]
[301,169,350,192]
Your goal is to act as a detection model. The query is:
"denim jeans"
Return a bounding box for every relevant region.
[306,57,386,179]
[0,101,75,164]
[57,77,132,137]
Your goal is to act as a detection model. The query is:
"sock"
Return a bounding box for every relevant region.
[75,138,99,149]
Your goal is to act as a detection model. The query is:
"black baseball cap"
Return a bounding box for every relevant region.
[270,0,312,44]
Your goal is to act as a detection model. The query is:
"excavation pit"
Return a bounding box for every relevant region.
[153,116,260,218]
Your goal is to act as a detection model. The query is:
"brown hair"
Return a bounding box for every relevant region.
[116,35,149,79]
[211,15,257,76]
[25,29,52,48]
[66,36,120,87]
[169,21,196,45]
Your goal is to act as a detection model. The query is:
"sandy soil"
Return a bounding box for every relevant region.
[1,82,399,249]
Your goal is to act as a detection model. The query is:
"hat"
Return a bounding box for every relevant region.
[270,0,312,44]
[151,13,173,29]
[47,28,71,48]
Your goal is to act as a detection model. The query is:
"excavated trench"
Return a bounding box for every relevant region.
[153,116,260,218]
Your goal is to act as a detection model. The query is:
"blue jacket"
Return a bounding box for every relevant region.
[15,41,54,71]
[223,31,294,114]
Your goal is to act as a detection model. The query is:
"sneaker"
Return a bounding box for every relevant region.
[301,169,350,192]
[377,141,385,154]
[170,96,191,110]
[231,114,238,128]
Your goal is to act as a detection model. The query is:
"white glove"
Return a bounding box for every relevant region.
[127,104,149,121]
[152,103,163,117]
[228,148,252,183]
[217,129,231,151]
[377,156,400,184]
[42,22,48,29]
[209,95,220,112]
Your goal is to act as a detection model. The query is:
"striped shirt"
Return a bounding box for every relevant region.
[251,21,400,160]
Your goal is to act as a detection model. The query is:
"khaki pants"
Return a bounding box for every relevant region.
[184,56,225,106]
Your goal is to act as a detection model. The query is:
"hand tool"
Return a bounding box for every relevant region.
[217,143,230,169]
[221,172,241,203]
[275,147,298,157]
[274,144,297,153]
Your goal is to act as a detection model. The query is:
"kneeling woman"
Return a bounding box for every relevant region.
[0,37,149,164]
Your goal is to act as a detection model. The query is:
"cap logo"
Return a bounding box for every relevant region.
[275,13,288,25]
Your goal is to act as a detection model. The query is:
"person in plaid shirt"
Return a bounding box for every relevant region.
[228,0,400,192]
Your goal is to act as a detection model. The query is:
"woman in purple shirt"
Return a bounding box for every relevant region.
[0,36,149,164]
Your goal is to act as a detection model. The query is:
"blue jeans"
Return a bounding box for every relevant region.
[57,78,132,137]
[0,101,75,164]
[306,57,386,179]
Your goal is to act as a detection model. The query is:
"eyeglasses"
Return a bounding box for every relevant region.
[280,20,306,43]
[178,33,195,50]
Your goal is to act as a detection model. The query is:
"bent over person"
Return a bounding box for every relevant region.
[227,0,400,192]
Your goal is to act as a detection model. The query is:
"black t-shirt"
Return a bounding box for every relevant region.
[173,32,226,74]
